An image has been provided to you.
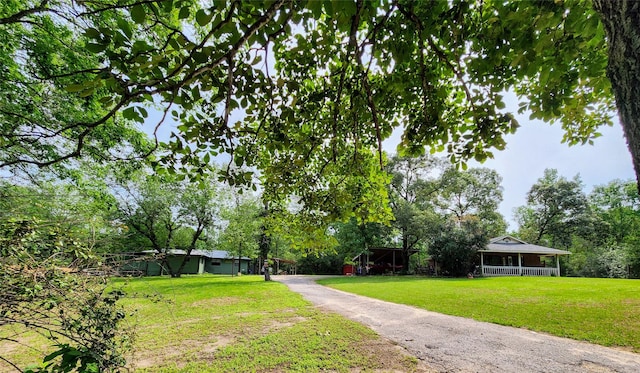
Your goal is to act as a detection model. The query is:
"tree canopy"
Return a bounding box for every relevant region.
[2,0,634,223]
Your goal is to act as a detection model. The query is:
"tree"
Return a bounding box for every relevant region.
[173,178,223,275]
[437,167,507,237]
[217,192,261,276]
[589,179,640,245]
[428,219,487,277]
[514,169,592,249]
[0,180,132,372]
[5,0,640,222]
[0,0,153,176]
[387,154,444,271]
[588,179,640,278]
[115,173,223,277]
[592,0,640,192]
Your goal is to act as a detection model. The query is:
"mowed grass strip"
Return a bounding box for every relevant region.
[116,275,427,372]
[317,276,640,352]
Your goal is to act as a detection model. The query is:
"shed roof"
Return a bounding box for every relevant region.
[141,249,251,260]
[479,236,571,255]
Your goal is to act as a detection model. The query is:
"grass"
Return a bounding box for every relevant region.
[317,276,640,352]
[120,275,425,372]
[1,275,425,372]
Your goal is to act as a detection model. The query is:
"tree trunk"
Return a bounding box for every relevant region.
[263,260,271,281]
[174,252,192,278]
[401,230,410,272]
[593,0,640,193]
[401,250,410,272]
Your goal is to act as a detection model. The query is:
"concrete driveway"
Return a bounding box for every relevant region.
[274,275,640,373]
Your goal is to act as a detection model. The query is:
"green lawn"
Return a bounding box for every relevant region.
[0,275,423,372]
[317,276,640,352]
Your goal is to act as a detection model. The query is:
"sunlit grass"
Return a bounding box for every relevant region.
[1,275,424,372]
[317,276,640,351]
[116,275,421,372]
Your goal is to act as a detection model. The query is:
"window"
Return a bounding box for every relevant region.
[211,260,221,266]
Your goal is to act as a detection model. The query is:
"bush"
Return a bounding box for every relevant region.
[428,221,487,277]
[1,218,133,372]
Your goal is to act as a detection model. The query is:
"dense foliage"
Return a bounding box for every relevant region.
[3,0,635,223]
[114,173,223,277]
[0,181,132,372]
[515,170,640,278]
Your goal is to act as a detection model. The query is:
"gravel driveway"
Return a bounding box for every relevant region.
[274,275,640,373]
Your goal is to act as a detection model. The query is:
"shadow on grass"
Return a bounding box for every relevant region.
[112,274,278,295]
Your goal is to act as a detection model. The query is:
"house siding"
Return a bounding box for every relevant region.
[118,250,251,276]
[205,258,249,274]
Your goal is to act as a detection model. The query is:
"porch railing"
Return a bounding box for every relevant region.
[481,265,558,277]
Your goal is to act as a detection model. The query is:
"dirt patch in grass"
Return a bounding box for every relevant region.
[128,310,434,372]
[129,335,236,370]
[190,296,242,307]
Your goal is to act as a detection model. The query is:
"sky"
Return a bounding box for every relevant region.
[478,116,635,231]
[383,110,635,231]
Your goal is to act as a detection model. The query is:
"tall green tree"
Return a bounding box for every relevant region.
[514,169,592,249]
[589,179,640,245]
[217,192,261,276]
[4,0,640,221]
[387,154,444,271]
[115,173,223,277]
[437,167,506,237]
[332,218,392,261]
[428,219,488,277]
[588,179,640,277]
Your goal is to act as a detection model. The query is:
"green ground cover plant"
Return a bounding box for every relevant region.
[115,275,424,372]
[317,276,640,352]
[2,275,426,372]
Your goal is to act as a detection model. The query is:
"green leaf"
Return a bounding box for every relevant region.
[79,88,95,97]
[307,0,323,17]
[131,5,146,24]
[85,42,108,53]
[65,83,87,93]
[137,107,148,118]
[178,6,190,19]
[195,9,212,26]
[122,107,142,122]
[117,18,133,39]
[84,27,101,39]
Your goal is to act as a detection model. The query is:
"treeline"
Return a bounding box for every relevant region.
[515,169,640,278]
[4,157,639,280]
[300,157,640,279]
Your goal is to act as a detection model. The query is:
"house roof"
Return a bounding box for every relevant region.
[479,235,571,255]
[141,249,251,260]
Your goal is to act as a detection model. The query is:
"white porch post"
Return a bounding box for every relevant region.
[518,253,522,275]
[480,252,484,276]
[556,255,560,276]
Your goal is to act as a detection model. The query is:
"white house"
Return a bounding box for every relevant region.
[479,236,571,277]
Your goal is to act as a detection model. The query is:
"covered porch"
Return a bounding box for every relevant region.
[352,247,418,275]
[480,236,571,277]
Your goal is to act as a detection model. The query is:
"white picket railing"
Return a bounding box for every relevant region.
[481,265,558,277]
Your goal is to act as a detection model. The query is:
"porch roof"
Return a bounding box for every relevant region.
[479,236,571,255]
